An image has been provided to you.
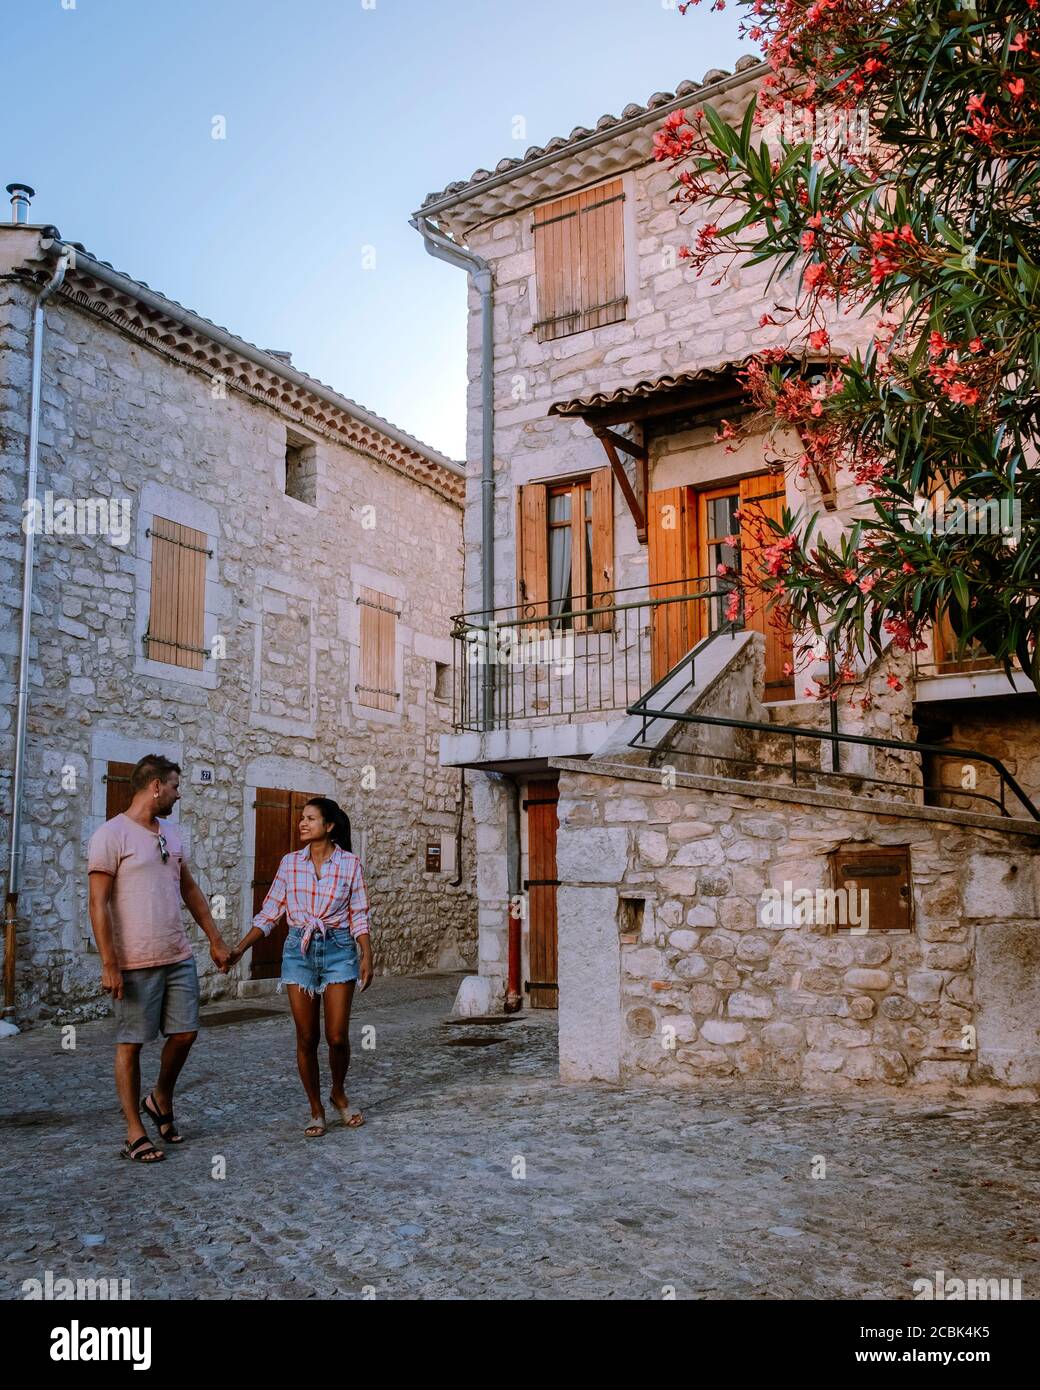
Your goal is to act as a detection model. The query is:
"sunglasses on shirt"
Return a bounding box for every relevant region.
[157,832,169,864]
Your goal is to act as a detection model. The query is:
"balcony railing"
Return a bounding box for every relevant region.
[449,578,725,733]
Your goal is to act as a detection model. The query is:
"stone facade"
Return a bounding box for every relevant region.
[553,758,1040,1094]
[1,227,476,1021]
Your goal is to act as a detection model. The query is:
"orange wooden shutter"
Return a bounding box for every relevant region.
[533,179,625,341]
[358,587,399,711]
[147,516,208,670]
[738,473,795,700]
[647,486,699,682]
[516,483,550,624]
[589,468,614,633]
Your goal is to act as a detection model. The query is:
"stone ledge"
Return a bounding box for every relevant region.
[548,755,1040,839]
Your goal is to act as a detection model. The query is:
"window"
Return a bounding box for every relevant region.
[145,515,209,670]
[284,432,318,505]
[516,470,613,631]
[533,178,625,342]
[357,587,399,710]
[434,661,451,702]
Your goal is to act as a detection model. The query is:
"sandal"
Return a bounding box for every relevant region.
[142,1091,185,1144]
[120,1135,165,1164]
[329,1096,364,1129]
[304,1112,327,1138]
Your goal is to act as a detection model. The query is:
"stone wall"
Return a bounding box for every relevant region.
[554,760,1040,1094]
[0,272,476,1021]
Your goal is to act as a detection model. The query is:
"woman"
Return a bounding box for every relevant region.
[229,797,373,1137]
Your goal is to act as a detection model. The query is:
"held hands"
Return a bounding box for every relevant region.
[358,940,374,992]
[210,938,233,974]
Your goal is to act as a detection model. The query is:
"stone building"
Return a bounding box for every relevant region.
[411,59,1040,1093]
[0,204,475,1023]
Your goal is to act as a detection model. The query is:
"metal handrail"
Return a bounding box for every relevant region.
[451,575,724,632]
[626,696,1040,822]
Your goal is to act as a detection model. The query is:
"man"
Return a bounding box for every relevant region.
[87,754,231,1163]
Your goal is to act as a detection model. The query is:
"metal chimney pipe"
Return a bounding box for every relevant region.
[6,184,35,224]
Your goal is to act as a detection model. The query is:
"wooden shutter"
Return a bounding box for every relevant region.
[146,516,208,670]
[533,178,626,341]
[516,483,550,623]
[588,468,614,633]
[525,778,559,1010]
[647,486,700,682]
[738,473,795,700]
[105,761,136,819]
[358,587,399,711]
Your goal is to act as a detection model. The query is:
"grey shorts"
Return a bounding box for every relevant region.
[114,957,200,1044]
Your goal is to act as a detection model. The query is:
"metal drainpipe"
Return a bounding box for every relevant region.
[408,214,495,729]
[3,243,72,1029]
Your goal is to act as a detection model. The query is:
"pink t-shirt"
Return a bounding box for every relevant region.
[87,814,192,970]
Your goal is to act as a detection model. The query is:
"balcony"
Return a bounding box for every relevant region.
[442,579,723,770]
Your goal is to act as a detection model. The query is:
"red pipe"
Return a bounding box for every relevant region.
[505,901,522,1013]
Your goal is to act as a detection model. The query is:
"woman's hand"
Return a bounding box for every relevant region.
[358,938,373,992]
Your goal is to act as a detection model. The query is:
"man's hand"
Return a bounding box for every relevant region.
[210,939,232,974]
[101,961,124,999]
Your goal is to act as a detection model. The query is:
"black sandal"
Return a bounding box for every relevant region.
[120,1135,165,1163]
[142,1091,185,1144]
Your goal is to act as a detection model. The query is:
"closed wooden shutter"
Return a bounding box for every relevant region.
[146,516,208,670]
[738,473,795,700]
[533,178,626,341]
[588,468,614,633]
[358,587,399,711]
[647,486,700,682]
[105,761,136,819]
[516,482,550,622]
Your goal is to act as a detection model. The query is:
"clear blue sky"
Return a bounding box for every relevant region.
[7,0,746,460]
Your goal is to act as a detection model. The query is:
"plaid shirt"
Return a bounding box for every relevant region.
[252,845,370,954]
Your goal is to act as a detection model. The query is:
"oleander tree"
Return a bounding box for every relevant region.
[657,0,1040,692]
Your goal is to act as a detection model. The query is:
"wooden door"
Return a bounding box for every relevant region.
[647,486,700,682]
[737,473,795,700]
[525,779,559,1010]
[250,788,318,979]
[105,761,136,819]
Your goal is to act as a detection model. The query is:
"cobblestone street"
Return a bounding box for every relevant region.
[2,974,1038,1301]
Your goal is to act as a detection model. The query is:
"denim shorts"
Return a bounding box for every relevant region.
[114,957,200,1044]
[280,926,359,996]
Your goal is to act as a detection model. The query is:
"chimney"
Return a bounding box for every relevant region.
[265,349,293,365]
[6,183,35,224]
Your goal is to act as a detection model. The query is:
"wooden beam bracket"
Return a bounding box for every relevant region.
[593,426,647,543]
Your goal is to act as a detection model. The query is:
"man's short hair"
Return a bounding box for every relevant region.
[129,754,182,794]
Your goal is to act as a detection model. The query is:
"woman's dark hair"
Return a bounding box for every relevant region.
[305,797,352,852]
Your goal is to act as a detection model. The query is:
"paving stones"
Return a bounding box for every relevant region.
[1,974,1038,1300]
